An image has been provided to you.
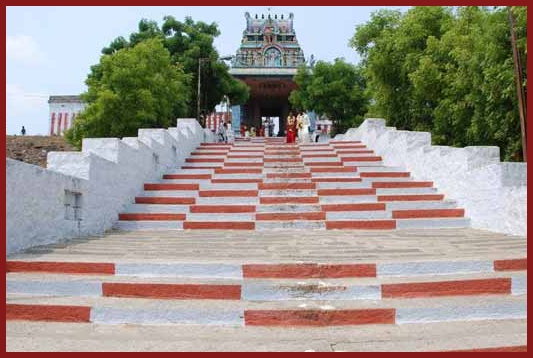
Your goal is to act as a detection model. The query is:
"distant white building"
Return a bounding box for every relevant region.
[48,95,86,136]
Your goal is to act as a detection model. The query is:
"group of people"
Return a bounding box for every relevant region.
[286,112,326,144]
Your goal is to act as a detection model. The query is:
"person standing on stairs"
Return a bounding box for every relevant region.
[286,112,297,143]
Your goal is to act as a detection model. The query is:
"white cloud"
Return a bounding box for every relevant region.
[6,35,45,65]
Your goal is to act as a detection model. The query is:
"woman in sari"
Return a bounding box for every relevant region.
[286,113,297,143]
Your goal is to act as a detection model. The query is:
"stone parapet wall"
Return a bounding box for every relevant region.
[6,119,211,255]
[338,118,527,236]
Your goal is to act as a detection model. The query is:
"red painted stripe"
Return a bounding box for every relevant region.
[163,174,211,180]
[264,157,301,163]
[118,213,186,221]
[321,203,386,211]
[360,172,410,178]
[311,167,357,173]
[341,156,382,162]
[318,188,376,196]
[331,145,366,149]
[144,183,198,191]
[200,143,233,147]
[211,179,263,183]
[305,162,344,166]
[382,278,511,298]
[330,140,362,144]
[183,221,255,230]
[190,205,255,213]
[259,183,315,190]
[336,150,374,155]
[373,181,433,188]
[227,155,264,158]
[446,345,527,352]
[301,154,338,158]
[186,158,225,163]
[392,209,464,219]
[181,166,222,169]
[215,168,262,174]
[266,172,312,178]
[230,149,264,152]
[243,263,376,278]
[494,258,527,271]
[199,190,258,197]
[6,261,115,275]
[378,194,444,201]
[135,197,195,205]
[260,197,319,204]
[224,162,263,167]
[102,283,241,300]
[6,304,91,322]
[191,151,228,156]
[245,309,395,326]
[326,220,396,230]
[256,212,326,221]
[311,177,362,183]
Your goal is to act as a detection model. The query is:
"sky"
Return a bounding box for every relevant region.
[6,6,409,135]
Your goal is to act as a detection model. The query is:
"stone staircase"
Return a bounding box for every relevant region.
[115,137,470,231]
[6,229,527,351]
[6,137,526,351]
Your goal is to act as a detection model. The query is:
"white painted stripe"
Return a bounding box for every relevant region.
[343,161,383,166]
[396,302,527,324]
[317,182,371,189]
[263,163,304,168]
[319,196,377,204]
[6,280,102,296]
[189,155,227,159]
[511,275,527,295]
[256,204,321,213]
[225,158,264,163]
[141,191,198,197]
[357,166,406,173]
[302,157,340,163]
[182,162,222,167]
[385,201,457,210]
[377,260,493,277]
[263,178,312,183]
[326,211,392,220]
[168,169,213,174]
[91,307,244,326]
[186,213,255,222]
[212,174,263,180]
[256,221,326,230]
[360,177,412,182]
[115,263,242,279]
[196,197,259,205]
[376,188,437,195]
[311,172,358,178]
[264,168,308,173]
[122,204,190,214]
[395,218,471,229]
[199,183,257,190]
[241,282,380,301]
[162,179,211,184]
[115,221,184,230]
[259,190,317,197]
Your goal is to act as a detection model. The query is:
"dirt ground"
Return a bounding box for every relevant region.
[5,135,77,168]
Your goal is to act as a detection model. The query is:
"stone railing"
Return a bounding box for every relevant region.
[6,119,214,255]
[337,118,527,237]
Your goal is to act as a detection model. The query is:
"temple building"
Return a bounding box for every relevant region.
[48,95,86,136]
[229,12,307,135]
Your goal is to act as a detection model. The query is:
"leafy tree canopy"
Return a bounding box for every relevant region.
[289,59,369,134]
[66,39,189,148]
[100,16,248,117]
[350,6,527,161]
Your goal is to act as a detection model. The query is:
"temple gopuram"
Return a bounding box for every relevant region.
[229,12,307,135]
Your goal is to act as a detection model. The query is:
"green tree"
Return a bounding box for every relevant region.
[351,6,527,161]
[65,39,190,148]
[289,59,369,134]
[100,16,248,118]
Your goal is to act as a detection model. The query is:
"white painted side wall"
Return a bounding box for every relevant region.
[6,119,212,255]
[339,118,527,236]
